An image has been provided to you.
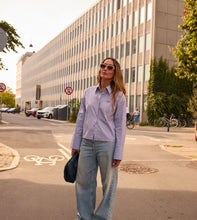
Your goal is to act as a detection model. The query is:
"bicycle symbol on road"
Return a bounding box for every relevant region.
[24,155,65,166]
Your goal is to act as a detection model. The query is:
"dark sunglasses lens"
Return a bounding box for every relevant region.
[107,66,114,70]
[100,64,106,69]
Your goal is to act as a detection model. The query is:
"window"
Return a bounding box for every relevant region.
[120,44,124,58]
[144,64,150,81]
[108,3,110,16]
[111,24,114,37]
[117,0,121,10]
[111,48,114,57]
[132,39,136,54]
[125,68,129,83]
[131,67,135,82]
[116,21,119,35]
[138,36,144,53]
[103,29,105,42]
[121,18,124,33]
[146,2,152,21]
[115,46,119,59]
[126,42,130,56]
[107,27,109,39]
[137,65,143,82]
[145,33,151,51]
[126,15,130,30]
[106,50,109,57]
[140,7,145,24]
[137,95,141,109]
[133,11,138,27]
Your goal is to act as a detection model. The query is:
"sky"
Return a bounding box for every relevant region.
[1,0,98,93]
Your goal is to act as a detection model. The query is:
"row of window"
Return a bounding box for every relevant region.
[39,63,150,100]
[64,1,152,43]
[30,33,151,78]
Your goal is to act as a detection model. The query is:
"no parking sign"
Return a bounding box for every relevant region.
[65,86,73,95]
[0,83,6,92]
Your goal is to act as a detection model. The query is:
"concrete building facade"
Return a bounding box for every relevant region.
[16,0,185,121]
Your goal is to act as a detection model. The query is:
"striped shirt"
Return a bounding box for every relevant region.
[71,84,126,160]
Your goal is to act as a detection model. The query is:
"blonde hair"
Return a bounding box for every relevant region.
[97,57,126,110]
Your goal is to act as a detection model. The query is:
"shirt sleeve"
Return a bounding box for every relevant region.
[70,91,86,150]
[113,92,126,160]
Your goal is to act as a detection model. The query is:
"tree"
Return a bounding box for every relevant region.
[147,57,193,124]
[68,98,81,123]
[1,87,15,107]
[0,20,24,70]
[171,0,197,82]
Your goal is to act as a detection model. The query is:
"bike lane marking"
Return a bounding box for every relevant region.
[24,155,65,166]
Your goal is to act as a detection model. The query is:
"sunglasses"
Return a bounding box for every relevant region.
[100,63,115,71]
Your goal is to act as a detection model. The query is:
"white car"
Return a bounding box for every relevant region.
[36,107,54,119]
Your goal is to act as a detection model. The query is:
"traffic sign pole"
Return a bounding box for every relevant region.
[0,83,6,123]
[0,92,2,123]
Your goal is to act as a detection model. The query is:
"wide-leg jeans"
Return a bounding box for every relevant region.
[76,138,118,220]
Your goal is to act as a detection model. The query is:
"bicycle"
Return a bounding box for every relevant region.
[157,113,178,128]
[126,115,135,129]
[177,114,187,127]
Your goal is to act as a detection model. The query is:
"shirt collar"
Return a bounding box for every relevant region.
[95,83,112,94]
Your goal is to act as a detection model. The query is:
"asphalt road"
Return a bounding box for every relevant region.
[0,113,197,220]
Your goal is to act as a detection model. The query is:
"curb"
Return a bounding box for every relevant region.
[0,144,20,171]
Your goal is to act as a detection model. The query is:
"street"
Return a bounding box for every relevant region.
[0,113,197,220]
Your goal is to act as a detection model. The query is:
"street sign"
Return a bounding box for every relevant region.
[0,83,6,92]
[65,86,73,95]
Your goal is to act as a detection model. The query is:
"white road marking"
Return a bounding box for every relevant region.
[126,137,136,140]
[24,155,65,166]
[148,137,160,142]
[57,143,71,160]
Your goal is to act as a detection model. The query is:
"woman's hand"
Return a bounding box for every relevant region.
[71,149,80,155]
[112,159,121,167]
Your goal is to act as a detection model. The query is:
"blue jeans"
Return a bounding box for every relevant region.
[76,139,118,220]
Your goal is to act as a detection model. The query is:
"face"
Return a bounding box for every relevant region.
[100,59,115,82]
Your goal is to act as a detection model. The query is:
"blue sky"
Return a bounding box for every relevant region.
[1,0,97,93]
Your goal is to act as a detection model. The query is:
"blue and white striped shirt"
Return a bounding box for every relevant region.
[71,84,126,160]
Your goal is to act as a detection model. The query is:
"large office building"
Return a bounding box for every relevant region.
[16,0,185,121]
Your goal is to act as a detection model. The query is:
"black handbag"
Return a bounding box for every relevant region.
[64,152,79,183]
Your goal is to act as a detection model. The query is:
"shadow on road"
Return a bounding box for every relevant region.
[0,178,197,220]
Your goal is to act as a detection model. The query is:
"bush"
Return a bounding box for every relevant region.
[68,98,81,123]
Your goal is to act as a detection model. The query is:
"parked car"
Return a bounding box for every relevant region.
[36,107,54,119]
[0,107,9,112]
[25,107,39,117]
[7,108,20,114]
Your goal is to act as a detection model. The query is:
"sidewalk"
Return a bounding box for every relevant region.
[0,143,20,171]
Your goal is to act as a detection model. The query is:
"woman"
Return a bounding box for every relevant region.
[71,57,126,220]
[133,107,140,126]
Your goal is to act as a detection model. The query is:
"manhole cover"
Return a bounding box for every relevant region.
[119,163,159,174]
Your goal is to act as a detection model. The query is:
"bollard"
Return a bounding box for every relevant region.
[167,122,170,132]
[194,121,197,141]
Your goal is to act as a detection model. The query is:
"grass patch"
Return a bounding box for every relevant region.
[165,145,183,148]
[189,155,197,159]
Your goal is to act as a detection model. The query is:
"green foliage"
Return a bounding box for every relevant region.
[1,87,15,107]
[68,98,81,123]
[147,57,193,124]
[0,20,24,70]
[171,0,197,82]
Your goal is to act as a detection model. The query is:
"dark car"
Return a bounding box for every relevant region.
[7,108,20,114]
[25,107,39,117]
